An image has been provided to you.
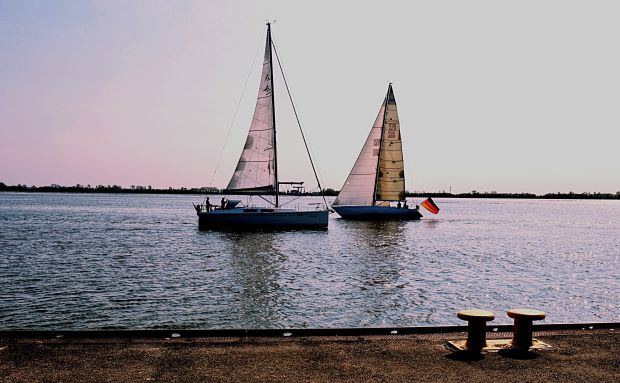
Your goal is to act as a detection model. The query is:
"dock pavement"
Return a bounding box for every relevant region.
[1,325,618,382]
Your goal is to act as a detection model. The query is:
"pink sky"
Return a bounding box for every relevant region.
[1,1,619,194]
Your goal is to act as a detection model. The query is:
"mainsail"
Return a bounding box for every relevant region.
[375,84,405,201]
[334,84,405,206]
[226,27,276,194]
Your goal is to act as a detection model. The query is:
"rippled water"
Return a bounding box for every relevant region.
[0,192,618,330]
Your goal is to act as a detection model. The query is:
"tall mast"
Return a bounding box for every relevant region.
[267,22,279,207]
[372,83,390,206]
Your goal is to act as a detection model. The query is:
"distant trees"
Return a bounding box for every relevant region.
[1,181,619,199]
[0,183,220,195]
[405,190,619,200]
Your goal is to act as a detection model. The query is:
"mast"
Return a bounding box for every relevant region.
[372,83,390,206]
[267,22,279,207]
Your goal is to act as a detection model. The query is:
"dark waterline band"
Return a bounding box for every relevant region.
[1,322,618,340]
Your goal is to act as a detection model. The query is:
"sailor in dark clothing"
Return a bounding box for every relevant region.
[221,197,227,210]
[206,197,211,212]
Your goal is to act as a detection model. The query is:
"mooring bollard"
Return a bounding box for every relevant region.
[456,309,495,351]
[507,308,546,350]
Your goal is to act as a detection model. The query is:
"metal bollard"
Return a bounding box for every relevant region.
[507,308,546,350]
[456,309,495,351]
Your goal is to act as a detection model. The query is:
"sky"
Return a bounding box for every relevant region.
[1,0,619,194]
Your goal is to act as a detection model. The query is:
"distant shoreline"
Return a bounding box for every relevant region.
[1,183,619,200]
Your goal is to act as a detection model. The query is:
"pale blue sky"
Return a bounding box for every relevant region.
[1,0,619,194]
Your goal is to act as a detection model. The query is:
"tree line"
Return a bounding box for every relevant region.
[1,182,619,199]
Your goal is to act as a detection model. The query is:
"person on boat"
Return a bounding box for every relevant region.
[397,201,401,209]
[221,197,227,210]
[403,201,408,209]
[206,197,211,212]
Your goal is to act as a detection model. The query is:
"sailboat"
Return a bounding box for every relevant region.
[332,84,423,220]
[195,23,329,229]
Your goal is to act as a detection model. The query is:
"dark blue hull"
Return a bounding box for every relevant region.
[198,208,328,230]
[332,205,422,221]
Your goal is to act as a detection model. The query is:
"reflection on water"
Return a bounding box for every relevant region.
[0,193,619,329]
[226,232,288,327]
[421,219,441,228]
[344,221,410,326]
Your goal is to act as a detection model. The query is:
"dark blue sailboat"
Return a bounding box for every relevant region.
[332,84,422,220]
[196,23,328,229]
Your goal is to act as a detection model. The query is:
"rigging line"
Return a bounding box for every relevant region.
[270,37,328,209]
[271,35,328,196]
[278,186,320,207]
[257,194,276,207]
[208,38,263,187]
[279,194,303,207]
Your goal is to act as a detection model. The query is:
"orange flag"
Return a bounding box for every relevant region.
[420,197,440,214]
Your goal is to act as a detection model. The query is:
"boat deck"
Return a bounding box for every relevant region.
[1,325,618,382]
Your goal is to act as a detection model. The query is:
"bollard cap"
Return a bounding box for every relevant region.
[457,309,495,321]
[507,308,546,320]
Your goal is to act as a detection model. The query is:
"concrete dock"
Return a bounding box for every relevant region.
[1,326,618,382]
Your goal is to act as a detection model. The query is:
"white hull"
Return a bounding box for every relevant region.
[198,208,328,230]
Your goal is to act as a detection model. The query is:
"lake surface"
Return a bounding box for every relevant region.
[0,192,618,330]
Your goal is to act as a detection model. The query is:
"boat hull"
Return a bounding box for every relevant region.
[198,208,328,230]
[332,205,422,220]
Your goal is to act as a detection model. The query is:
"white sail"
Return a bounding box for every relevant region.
[375,84,405,201]
[226,30,276,193]
[333,103,385,206]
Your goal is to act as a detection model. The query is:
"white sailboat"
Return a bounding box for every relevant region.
[332,84,423,220]
[196,23,329,229]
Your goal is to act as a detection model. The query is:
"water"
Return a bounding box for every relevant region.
[0,192,618,330]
